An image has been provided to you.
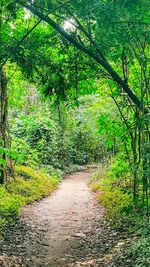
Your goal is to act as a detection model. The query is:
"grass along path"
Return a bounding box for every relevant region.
[0,169,125,267]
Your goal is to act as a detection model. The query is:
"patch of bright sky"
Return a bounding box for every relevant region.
[24,4,76,32]
[24,8,31,20]
[63,18,76,32]
[24,0,34,19]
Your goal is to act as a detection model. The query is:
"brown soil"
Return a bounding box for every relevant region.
[0,169,123,267]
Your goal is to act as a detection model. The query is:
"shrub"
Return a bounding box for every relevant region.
[89,168,134,227]
[0,165,60,228]
[116,236,150,267]
[0,187,21,227]
[8,166,60,203]
[0,193,21,220]
[98,185,133,224]
[108,155,131,181]
[10,137,39,166]
[131,236,150,267]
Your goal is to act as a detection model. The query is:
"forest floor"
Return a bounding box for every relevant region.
[0,169,129,267]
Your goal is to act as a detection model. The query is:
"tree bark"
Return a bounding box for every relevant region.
[0,69,8,184]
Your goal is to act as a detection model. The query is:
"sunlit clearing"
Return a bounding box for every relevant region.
[24,8,31,20]
[63,19,76,32]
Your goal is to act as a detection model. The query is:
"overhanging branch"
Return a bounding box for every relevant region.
[24,3,148,113]
[0,0,72,70]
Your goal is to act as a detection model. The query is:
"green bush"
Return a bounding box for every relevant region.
[108,155,131,181]
[131,237,150,267]
[99,185,133,223]
[0,165,60,228]
[117,236,150,267]
[0,187,21,227]
[10,137,39,166]
[10,106,102,170]
[40,164,63,179]
[11,114,60,167]
[0,192,21,220]
[8,165,60,203]
[89,168,134,227]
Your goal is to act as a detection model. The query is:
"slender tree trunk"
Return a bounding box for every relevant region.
[132,112,140,206]
[111,92,140,205]
[132,139,139,205]
[0,69,8,184]
[57,98,64,136]
[142,125,149,219]
[74,46,79,107]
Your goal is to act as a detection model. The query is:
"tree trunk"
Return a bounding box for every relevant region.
[132,137,139,206]
[0,69,8,184]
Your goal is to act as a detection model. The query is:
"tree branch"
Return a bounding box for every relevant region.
[0,0,72,70]
[23,3,148,113]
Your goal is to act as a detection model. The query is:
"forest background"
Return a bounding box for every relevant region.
[0,1,150,266]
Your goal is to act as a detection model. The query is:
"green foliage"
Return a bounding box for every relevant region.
[99,186,133,224]
[0,1,149,265]
[90,168,134,227]
[9,165,60,202]
[9,95,102,170]
[0,187,21,227]
[0,192,21,220]
[98,111,129,151]
[11,112,60,167]
[0,145,6,167]
[129,237,150,267]
[117,235,150,267]
[10,137,38,166]
[108,155,131,181]
[0,166,60,228]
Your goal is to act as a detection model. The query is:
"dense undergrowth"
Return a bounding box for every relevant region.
[114,234,150,267]
[10,97,102,170]
[90,167,134,230]
[1,96,102,230]
[89,161,150,266]
[0,165,60,229]
[0,2,149,265]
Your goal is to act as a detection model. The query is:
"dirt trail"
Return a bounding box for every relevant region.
[0,169,121,267]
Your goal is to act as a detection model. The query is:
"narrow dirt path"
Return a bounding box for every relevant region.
[0,169,122,267]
